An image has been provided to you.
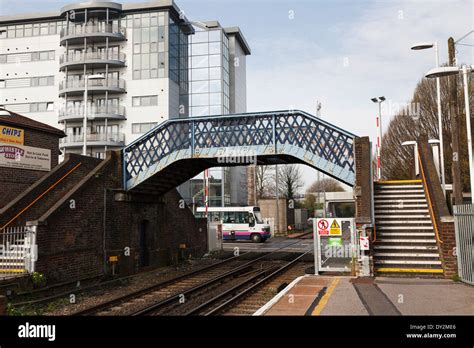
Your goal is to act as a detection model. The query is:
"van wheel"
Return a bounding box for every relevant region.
[251,234,262,243]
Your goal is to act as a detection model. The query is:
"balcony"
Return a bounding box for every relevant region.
[60,23,126,45]
[59,78,126,96]
[60,51,126,70]
[58,105,126,122]
[60,132,125,148]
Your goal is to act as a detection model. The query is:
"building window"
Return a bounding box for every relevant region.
[29,102,54,112]
[132,95,158,107]
[132,123,157,134]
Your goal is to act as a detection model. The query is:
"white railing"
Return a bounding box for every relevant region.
[60,23,125,38]
[0,226,37,278]
[59,105,125,119]
[453,204,474,285]
[60,51,126,65]
[59,78,126,91]
[60,132,125,144]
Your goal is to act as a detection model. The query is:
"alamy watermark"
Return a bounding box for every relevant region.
[216,149,257,165]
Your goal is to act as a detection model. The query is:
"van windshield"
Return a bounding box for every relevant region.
[254,211,263,224]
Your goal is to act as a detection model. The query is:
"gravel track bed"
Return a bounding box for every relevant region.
[90,259,255,316]
[38,257,225,315]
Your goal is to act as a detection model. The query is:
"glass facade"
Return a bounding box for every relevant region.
[189,26,229,117]
[128,12,167,80]
[181,25,233,208]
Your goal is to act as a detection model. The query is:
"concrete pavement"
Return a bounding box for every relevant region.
[255,275,474,316]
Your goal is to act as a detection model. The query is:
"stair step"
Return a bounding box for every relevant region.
[375,200,427,204]
[375,260,442,265]
[376,220,432,224]
[375,194,426,198]
[375,268,443,274]
[377,232,435,237]
[376,185,423,189]
[374,245,438,250]
[375,215,431,219]
[375,209,429,213]
[375,189,425,194]
[377,239,437,243]
[377,226,433,230]
[374,252,440,257]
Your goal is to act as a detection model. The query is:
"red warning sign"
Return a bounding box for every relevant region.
[317,219,329,235]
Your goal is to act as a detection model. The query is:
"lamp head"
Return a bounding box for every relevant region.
[425,66,460,78]
[410,42,434,50]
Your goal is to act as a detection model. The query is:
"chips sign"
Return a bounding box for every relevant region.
[0,125,24,145]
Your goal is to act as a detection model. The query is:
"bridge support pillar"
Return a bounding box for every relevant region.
[353,136,374,277]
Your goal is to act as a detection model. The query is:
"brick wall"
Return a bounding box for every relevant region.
[354,136,372,226]
[0,127,61,209]
[29,151,207,283]
[418,135,457,277]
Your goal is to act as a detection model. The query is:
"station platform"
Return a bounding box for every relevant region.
[254,275,474,316]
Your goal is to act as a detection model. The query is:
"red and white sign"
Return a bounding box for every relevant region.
[359,236,369,251]
[317,219,329,236]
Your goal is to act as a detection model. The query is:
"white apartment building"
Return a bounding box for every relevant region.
[0,0,250,205]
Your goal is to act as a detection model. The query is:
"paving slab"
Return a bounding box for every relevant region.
[375,277,474,315]
[320,277,369,316]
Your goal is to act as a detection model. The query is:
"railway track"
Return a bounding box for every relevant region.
[182,251,311,316]
[69,236,313,316]
[73,252,272,315]
[126,251,311,316]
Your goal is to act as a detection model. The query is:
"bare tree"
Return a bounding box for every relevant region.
[275,164,304,199]
[382,69,473,191]
[255,165,273,199]
[306,177,345,193]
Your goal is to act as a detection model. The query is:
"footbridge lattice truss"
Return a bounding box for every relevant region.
[123,110,357,194]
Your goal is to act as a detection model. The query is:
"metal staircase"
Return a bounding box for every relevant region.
[373,180,443,276]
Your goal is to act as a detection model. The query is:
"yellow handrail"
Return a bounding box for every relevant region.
[417,150,443,244]
[1,162,82,229]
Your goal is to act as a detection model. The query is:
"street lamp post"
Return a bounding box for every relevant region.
[411,42,446,196]
[425,65,474,203]
[428,139,441,178]
[371,96,386,180]
[82,74,105,156]
[402,141,419,177]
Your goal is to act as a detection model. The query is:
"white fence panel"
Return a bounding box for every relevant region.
[453,204,474,285]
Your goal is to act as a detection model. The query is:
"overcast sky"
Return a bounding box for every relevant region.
[1,0,473,191]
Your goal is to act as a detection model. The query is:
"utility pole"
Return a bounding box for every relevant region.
[448,37,463,205]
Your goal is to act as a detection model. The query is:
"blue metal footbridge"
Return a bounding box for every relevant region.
[122,110,357,194]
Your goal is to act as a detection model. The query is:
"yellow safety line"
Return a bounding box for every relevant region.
[377,180,422,184]
[417,150,443,244]
[0,162,82,230]
[376,268,444,273]
[0,269,26,273]
[311,278,340,316]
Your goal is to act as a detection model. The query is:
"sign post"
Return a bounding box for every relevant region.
[313,218,319,275]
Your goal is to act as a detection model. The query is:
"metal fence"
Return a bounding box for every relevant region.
[0,226,37,279]
[453,204,474,285]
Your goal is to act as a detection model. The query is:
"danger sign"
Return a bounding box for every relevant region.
[360,236,369,251]
[329,219,342,236]
[317,219,329,236]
